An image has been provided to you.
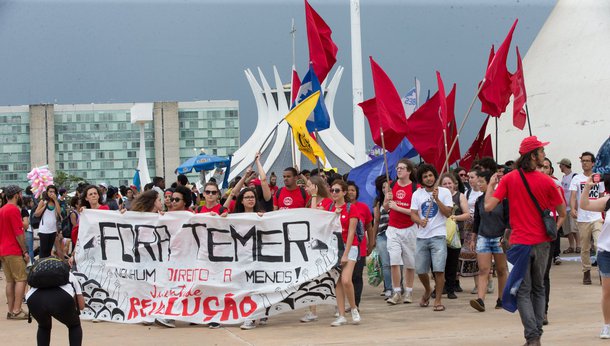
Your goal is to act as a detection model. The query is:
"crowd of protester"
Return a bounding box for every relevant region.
[1,137,609,345]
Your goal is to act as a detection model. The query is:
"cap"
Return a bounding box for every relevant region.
[249,178,262,186]
[557,158,571,167]
[99,182,108,189]
[4,185,23,198]
[519,136,550,155]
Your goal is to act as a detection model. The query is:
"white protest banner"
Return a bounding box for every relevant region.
[73,209,341,324]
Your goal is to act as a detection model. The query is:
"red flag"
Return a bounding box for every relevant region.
[430,84,461,171]
[479,19,518,117]
[290,67,301,106]
[305,0,338,83]
[405,91,444,171]
[358,56,408,152]
[478,45,497,115]
[511,46,527,130]
[479,135,494,158]
[460,116,490,170]
[436,71,448,128]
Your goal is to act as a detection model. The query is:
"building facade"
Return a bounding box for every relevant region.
[0,100,239,188]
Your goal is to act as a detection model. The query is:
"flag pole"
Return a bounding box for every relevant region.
[495,117,499,160]
[442,128,449,174]
[315,128,322,172]
[442,79,486,173]
[380,127,391,185]
[525,103,533,136]
[257,120,284,155]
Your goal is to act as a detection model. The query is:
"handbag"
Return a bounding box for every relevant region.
[446,205,462,249]
[518,169,558,240]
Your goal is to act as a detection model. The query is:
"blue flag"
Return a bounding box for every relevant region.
[293,64,330,133]
[347,138,418,210]
[132,169,141,191]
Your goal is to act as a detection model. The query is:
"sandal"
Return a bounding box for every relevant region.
[575,247,581,253]
[562,247,574,254]
[7,310,28,320]
[433,304,446,312]
[419,294,431,307]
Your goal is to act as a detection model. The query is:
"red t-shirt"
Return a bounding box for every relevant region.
[270,185,279,196]
[0,204,25,256]
[388,181,415,228]
[493,170,564,245]
[273,187,309,209]
[197,204,225,214]
[328,203,360,247]
[316,197,333,210]
[352,201,372,256]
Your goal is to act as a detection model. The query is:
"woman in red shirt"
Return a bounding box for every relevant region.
[197,182,228,216]
[69,185,109,268]
[328,180,361,327]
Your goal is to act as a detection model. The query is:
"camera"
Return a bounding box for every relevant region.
[592,173,601,184]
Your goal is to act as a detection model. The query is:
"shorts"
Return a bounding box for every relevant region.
[386,225,417,269]
[347,246,359,262]
[415,236,447,274]
[476,235,504,254]
[0,256,27,283]
[598,250,610,278]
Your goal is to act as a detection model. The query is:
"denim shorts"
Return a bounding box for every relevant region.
[476,235,504,254]
[598,250,610,278]
[415,236,447,274]
[347,246,359,262]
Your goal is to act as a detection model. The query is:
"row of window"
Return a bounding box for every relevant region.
[0,114,29,124]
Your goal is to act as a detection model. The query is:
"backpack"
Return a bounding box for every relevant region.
[390,180,418,194]
[29,202,42,229]
[275,187,307,207]
[328,202,365,243]
[27,257,70,288]
[197,205,227,214]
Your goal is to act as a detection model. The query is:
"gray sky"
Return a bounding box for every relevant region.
[0,0,555,157]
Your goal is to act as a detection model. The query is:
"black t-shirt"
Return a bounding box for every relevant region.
[21,207,29,219]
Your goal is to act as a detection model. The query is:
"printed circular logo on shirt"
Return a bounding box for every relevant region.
[396,190,406,200]
[283,197,293,206]
[420,200,439,219]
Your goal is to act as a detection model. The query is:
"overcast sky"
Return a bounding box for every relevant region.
[0,0,555,156]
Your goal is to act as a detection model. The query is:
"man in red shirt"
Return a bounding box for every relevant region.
[385,158,418,305]
[484,136,565,346]
[273,167,309,210]
[0,185,30,320]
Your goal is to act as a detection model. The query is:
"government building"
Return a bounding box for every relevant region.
[0,100,239,187]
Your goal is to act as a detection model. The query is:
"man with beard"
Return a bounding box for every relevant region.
[0,185,30,319]
[484,136,566,346]
[410,164,453,312]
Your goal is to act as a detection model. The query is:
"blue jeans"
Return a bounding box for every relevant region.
[376,232,392,292]
[517,242,549,342]
[25,231,34,265]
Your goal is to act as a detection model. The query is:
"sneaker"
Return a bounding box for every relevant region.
[554,256,562,265]
[330,315,347,327]
[495,298,503,309]
[351,308,361,325]
[447,292,458,299]
[403,291,413,304]
[487,281,494,294]
[333,307,339,318]
[384,290,392,300]
[454,283,463,293]
[300,312,318,323]
[155,318,175,328]
[387,292,402,305]
[584,270,592,285]
[470,298,485,312]
[471,287,478,294]
[240,320,256,330]
[208,322,221,329]
[600,325,610,339]
[258,317,268,326]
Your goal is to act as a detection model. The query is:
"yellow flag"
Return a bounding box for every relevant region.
[284,91,327,165]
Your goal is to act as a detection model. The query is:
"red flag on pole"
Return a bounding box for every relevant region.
[358,56,408,152]
[436,71,448,126]
[460,116,490,170]
[479,135,494,159]
[290,67,301,107]
[444,84,461,166]
[405,91,444,171]
[478,19,518,117]
[305,0,338,83]
[511,46,527,130]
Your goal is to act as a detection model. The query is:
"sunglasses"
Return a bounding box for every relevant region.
[459,173,468,177]
[243,196,256,200]
[330,188,342,194]
[204,190,219,195]
[396,166,407,171]
[170,198,183,203]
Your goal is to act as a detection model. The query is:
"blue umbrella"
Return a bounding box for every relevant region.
[176,154,232,188]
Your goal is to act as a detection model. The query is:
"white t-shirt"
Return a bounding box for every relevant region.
[467,189,483,215]
[561,172,577,211]
[26,272,82,299]
[569,174,605,222]
[596,200,610,252]
[410,187,453,239]
[38,205,58,235]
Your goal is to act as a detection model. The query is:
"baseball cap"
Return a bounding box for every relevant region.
[519,136,550,155]
[4,185,23,198]
[557,158,571,167]
[99,182,108,189]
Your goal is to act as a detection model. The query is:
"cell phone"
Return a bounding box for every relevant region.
[592,173,601,184]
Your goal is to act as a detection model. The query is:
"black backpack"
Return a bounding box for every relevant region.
[327,202,365,243]
[275,187,307,206]
[27,257,70,288]
[29,202,42,229]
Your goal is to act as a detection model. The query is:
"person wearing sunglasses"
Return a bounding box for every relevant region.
[196,182,228,216]
[327,180,361,327]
